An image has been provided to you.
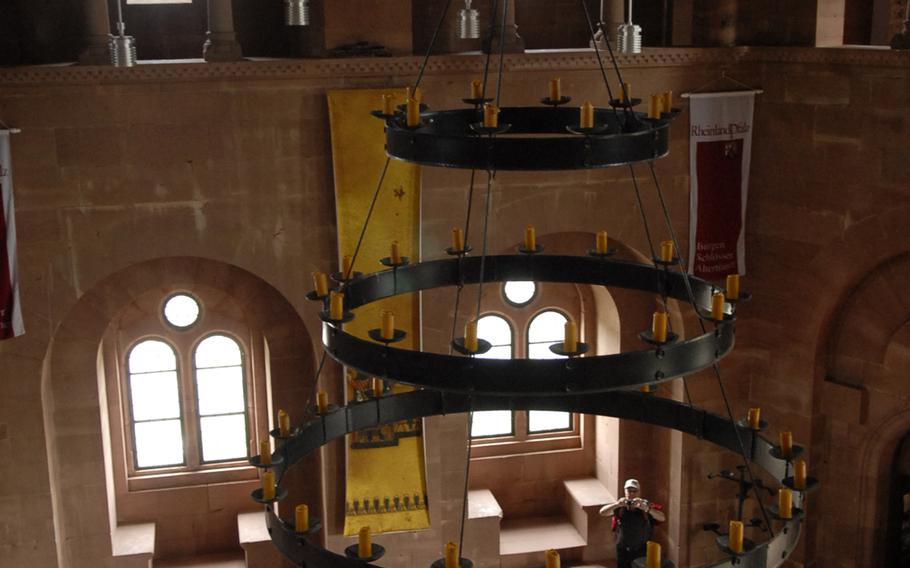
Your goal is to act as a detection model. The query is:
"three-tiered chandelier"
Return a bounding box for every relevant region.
[250,1,817,567]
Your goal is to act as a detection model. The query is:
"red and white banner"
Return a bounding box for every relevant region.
[688,92,755,280]
[1,130,24,339]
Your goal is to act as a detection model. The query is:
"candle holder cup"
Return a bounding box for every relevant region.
[735,418,768,432]
[446,244,473,256]
[330,271,363,284]
[517,244,544,255]
[541,96,572,107]
[549,341,590,357]
[370,109,398,120]
[566,124,610,136]
[469,123,512,136]
[269,427,299,441]
[768,504,804,521]
[610,96,643,108]
[308,402,339,416]
[725,291,752,305]
[292,515,323,536]
[249,453,285,468]
[714,535,756,557]
[770,444,804,461]
[653,255,681,267]
[451,337,492,356]
[251,486,289,504]
[587,247,617,258]
[462,97,493,106]
[639,330,679,346]
[380,256,410,268]
[396,103,428,113]
[344,543,385,562]
[319,310,355,325]
[782,475,819,493]
[701,309,736,324]
[367,328,407,344]
[631,558,675,568]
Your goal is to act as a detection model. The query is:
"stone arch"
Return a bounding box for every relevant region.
[41,256,317,567]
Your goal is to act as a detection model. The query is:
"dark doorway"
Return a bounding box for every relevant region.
[888,434,910,568]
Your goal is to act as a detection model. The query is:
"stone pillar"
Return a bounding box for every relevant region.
[204,0,243,62]
[483,0,524,54]
[79,0,112,65]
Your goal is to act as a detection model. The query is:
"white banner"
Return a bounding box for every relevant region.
[688,92,755,280]
[1,130,24,339]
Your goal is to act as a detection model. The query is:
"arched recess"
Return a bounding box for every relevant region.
[41,256,318,567]
[819,253,910,568]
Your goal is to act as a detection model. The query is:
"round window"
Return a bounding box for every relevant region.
[503,281,536,306]
[163,293,201,329]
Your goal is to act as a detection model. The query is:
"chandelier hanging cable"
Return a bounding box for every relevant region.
[248,0,818,565]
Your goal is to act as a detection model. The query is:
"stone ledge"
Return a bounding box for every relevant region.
[111,522,155,568]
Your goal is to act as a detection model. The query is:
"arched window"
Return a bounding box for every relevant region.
[471,315,514,438]
[112,291,261,490]
[527,310,572,433]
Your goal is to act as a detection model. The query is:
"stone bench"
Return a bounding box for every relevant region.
[238,511,290,568]
[111,522,155,568]
[562,478,617,564]
[462,489,503,568]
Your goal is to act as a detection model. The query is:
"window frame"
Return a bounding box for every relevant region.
[111,292,262,492]
[469,290,584,459]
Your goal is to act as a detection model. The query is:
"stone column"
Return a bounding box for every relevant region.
[483,0,524,54]
[204,0,243,62]
[79,0,112,65]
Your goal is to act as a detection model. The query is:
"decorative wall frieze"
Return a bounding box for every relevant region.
[0,47,905,87]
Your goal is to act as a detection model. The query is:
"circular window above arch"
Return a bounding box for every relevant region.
[163,293,201,329]
[503,281,536,307]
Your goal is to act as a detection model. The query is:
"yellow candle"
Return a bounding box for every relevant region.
[580,101,594,128]
[711,291,725,320]
[465,319,478,353]
[471,79,482,99]
[648,94,662,118]
[452,227,465,252]
[406,86,422,103]
[381,310,395,340]
[445,542,459,568]
[778,488,793,519]
[659,240,674,262]
[358,526,371,558]
[524,225,536,251]
[329,291,344,320]
[640,384,654,393]
[278,409,290,437]
[564,320,578,353]
[728,520,744,553]
[621,82,631,102]
[296,504,309,532]
[259,439,271,465]
[748,407,761,429]
[726,273,741,300]
[483,103,498,127]
[391,240,402,264]
[662,90,673,112]
[317,389,328,413]
[646,541,661,568]
[262,470,276,500]
[406,97,420,127]
[596,230,609,254]
[545,549,560,568]
[382,93,394,115]
[372,377,383,396]
[312,271,329,297]
[794,459,807,490]
[342,254,353,277]
[549,77,561,101]
[652,311,668,343]
[779,431,793,458]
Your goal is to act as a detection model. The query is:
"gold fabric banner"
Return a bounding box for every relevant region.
[327,89,429,535]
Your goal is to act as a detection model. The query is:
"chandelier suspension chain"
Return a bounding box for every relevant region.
[413,0,454,91]
[474,169,497,321]
[478,0,500,101]
[280,349,329,486]
[447,169,480,356]
[457,407,475,559]
[343,158,392,280]
[647,161,775,537]
[579,0,626,123]
[493,0,509,106]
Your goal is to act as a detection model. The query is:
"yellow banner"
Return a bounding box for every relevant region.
[326,88,430,535]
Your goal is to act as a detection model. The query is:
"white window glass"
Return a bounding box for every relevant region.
[199,415,248,462]
[128,340,185,468]
[503,281,536,305]
[194,335,247,462]
[472,315,513,437]
[130,371,181,421]
[134,420,184,468]
[471,410,513,437]
[128,339,177,373]
[196,367,245,415]
[529,410,572,433]
[163,294,200,328]
[127,0,192,4]
[528,311,571,432]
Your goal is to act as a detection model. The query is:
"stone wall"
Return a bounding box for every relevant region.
[0,47,908,567]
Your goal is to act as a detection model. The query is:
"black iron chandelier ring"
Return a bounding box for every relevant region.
[383,106,679,170]
[319,254,735,395]
[261,390,804,568]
